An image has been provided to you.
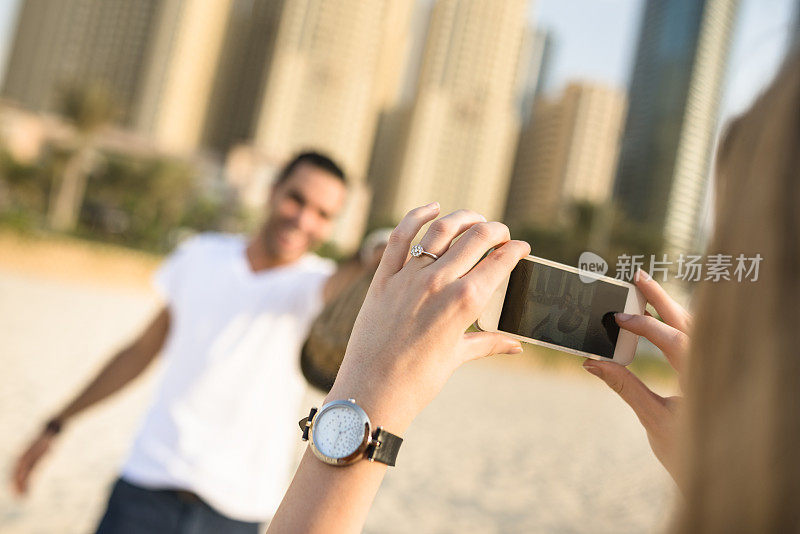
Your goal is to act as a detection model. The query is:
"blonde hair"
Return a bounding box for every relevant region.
[673,51,800,532]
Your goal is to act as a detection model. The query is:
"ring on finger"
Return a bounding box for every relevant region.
[410,244,439,261]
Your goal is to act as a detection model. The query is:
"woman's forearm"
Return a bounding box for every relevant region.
[267,447,387,533]
[267,373,413,533]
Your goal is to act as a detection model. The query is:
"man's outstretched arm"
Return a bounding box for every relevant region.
[10,306,171,495]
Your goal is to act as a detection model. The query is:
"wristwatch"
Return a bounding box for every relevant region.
[299,399,403,466]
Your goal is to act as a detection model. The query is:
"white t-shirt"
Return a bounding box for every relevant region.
[120,233,334,522]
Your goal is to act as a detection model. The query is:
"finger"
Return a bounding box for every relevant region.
[459,240,531,305]
[376,202,440,279]
[15,474,27,495]
[635,270,692,333]
[459,331,522,362]
[434,221,511,278]
[412,209,486,267]
[13,457,30,495]
[615,313,688,372]
[583,359,667,430]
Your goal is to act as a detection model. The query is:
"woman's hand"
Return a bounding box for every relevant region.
[268,204,530,534]
[328,203,531,433]
[582,270,691,482]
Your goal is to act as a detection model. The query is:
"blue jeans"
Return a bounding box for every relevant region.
[94,478,261,534]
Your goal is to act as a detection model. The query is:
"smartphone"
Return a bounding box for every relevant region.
[476,255,646,365]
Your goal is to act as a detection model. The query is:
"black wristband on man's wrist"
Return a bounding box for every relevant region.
[44,418,63,435]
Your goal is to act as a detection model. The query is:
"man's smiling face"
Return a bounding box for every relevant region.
[261,162,347,263]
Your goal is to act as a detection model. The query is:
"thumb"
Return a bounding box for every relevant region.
[460,331,523,362]
[582,359,666,429]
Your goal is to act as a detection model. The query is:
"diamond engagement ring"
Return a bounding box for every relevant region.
[410,244,438,260]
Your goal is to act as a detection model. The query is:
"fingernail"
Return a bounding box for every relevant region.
[582,360,602,377]
[508,345,523,354]
[635,269,650,282]
[425,201,440,210]
[478,213,487,222]
[615,312,633,322]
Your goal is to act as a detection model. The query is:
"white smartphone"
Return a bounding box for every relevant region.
[476,255,647,365]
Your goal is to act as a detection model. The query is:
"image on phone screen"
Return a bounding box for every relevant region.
[497,260,628,359]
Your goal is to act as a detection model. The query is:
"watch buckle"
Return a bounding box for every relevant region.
[367,426,383,462]
[300,407,318,442]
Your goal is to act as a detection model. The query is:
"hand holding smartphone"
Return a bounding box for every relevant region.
[477,255,646,365]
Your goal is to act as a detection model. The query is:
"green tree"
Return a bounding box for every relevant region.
[81,152,245,252]
[47,82,117,232]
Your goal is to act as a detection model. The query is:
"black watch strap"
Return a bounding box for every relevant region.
[299,407,317,441]
[366,427,403,466]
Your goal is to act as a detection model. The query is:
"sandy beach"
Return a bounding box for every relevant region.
[0,240,675,533]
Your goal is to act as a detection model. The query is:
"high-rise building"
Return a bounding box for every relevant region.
[369,0,531,226]
[505,82,626,228]
[253,1,414,181]
[613,0,740,257]
[2,0,234,153]
[132,0,234,153]
[2,0,161,124]
[202,0,286,153]
[791,1,800,51]
[248,0,415,251]
[517,27,553,124]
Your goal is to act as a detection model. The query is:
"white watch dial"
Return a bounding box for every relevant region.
[313,405,366,459]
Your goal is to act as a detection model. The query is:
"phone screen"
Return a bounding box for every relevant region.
[498,260,629,359]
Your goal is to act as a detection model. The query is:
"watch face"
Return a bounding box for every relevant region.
[311,401,370,462]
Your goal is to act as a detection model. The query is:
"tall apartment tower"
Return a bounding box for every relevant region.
[253,0,414,181]
[613,0,740,257]
[132,0,233,153]
[2,0,233,153]
[517,27,553,124]
[2,0,161,123]
[505,82,626,229]
[202,0,287,153]
[246,0,414,250]
[369,0,531,225]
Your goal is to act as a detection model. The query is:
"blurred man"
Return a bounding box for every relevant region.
[11,152,348,533]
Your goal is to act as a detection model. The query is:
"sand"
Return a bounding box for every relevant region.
[0,262,674,533]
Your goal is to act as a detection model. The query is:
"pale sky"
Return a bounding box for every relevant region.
[532,0,797,122]
[0,0,795,124]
